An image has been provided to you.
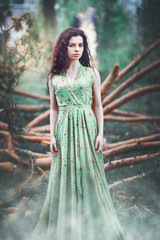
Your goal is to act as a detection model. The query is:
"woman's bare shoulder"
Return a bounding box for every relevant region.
[90,67,100,79]
[48,74,60,90]
[48,74,60,81]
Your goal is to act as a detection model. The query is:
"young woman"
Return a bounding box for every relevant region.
[33,27,126,240]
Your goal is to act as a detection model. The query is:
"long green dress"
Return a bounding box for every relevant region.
[33,64,125,240]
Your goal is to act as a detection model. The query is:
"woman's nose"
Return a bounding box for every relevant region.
[75,46,79,51]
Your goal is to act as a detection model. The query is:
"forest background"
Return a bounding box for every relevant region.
[0,0,160,240]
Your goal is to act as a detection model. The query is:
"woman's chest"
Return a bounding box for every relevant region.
[54,67,94,96]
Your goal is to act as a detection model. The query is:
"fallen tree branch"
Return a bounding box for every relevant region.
[111,109,146,117]
[0,162,17,173]
[0,148,21,162]
[15,147,49,158]
[31,170,49,188]
[21,135,50,143]
[104,151,160,171]
[106,133,160,149]
[24,130,50,137]
[36,157,52,169]
[104,141,160,158]
[103,85,160,114]
[26,109,50,128]
[15,104,49,111]
[108,167,157,189]
[0,121,8,131]
[36,166,45,175]
[104,115,160,122]
[101,63,119,100]
[11,88,49,101]
[102,39,160,97]
[103,60,160,106]
[0,130,9,140]
[29,124,50,133]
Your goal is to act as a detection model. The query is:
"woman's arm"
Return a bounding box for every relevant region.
[48,77,59,138]
[92,68,104,153]
[48,76,59,155]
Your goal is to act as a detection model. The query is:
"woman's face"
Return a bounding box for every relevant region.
[67,35,84,62]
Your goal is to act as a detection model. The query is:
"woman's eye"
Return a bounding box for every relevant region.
[68,44,83,47]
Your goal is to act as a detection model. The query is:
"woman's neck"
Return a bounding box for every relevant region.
[68,60,80,71]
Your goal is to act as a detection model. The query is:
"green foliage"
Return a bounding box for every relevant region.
[0,5,46,137]
[137,0,160,47]
[97,1,138,79]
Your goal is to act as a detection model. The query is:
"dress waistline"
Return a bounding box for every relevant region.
[59,105,92,110]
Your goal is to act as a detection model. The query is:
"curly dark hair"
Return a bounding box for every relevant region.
[47,27,94,87]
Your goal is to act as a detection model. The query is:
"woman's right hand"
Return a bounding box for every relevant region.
[50,136,58,157]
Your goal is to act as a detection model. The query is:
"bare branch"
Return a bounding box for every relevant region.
[103,60,160,106]
[103,85,160,114]
[104,141,160,158]
[111,109,145,117]
[26,109,50,128]
[102,39,160,97]
[104,152,160,171]
[107,133,160,149]
[104,115,160,122]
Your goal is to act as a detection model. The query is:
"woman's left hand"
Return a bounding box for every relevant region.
[95,134,103,153]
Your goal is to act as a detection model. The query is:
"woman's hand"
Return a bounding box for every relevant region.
[95,134,103,154]
[50,136,58,157]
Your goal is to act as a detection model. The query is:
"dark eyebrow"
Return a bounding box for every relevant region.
[69,42,83,44]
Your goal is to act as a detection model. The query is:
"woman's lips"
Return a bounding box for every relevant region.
[73,54,80,56]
